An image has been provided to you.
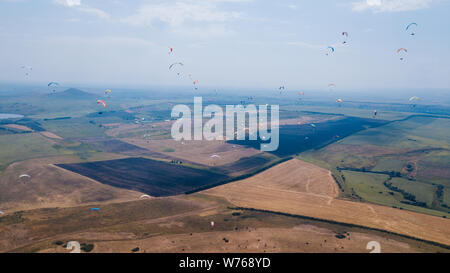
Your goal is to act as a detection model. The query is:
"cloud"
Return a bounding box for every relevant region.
[172,24,235,38]
[287,4,298,10]
[122,2,241,27]
[55,0,81,7]
[352,0,432,12]
[53,0,109,19]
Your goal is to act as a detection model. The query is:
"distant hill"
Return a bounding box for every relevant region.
[48,88,97,99]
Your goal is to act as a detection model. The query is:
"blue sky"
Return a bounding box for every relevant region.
[0,0,449,91]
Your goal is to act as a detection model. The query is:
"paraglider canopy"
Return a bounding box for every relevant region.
[169,62,183,70]
[397,48,407,60]
[326,46,335,55]
[342,32,349,44]
[97,100,107,108]
[140,195,151,199]
[90,208,100,212]
[19,174,31,179]
[406,23,418,35]
[336,98,343,103]
[48,82,60,92]
[21,66,32,77]
[105,89,111,95]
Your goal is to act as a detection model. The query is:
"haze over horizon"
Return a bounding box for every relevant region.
[1,0,450,90]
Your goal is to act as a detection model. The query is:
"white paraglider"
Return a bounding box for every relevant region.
[66,241,81,253]
[366,241,381,253]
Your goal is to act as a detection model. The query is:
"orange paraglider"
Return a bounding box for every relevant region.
[97,100,107,108]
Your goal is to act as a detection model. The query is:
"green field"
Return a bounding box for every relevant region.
[300,115,450,217]
[341,171,447,217]
[0,134,61,170]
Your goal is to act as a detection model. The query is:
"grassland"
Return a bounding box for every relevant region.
[0,155,139,213]
[0,133,61,170]
[300,115,450,217]
[1,87,449,253]
[1,193,447,253]
[203,159,450,246]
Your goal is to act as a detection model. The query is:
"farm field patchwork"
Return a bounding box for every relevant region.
[203,159,450,246]
[57,157,229,197]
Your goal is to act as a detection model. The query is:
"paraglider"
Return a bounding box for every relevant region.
[140,195,151,199]
[169,62,184,76]
[105,89,111,95]
[373,110,377,117]
[193,80,199,90]
[19,174,31,179]
[406,23,418,36]
[169,62,183,70]
[298,92,305,96]
[21,66,32,77]
[48,82,60,92]
[66,241,81,253]
[342,32,349,44]
[409,96,420,107]
[337,98,343,107]
[210,155,220,166]
[326,46,335,56]
[97,100,107,108]
[397,48,407,60]
[328,83,336,91]
[168,46,173,54]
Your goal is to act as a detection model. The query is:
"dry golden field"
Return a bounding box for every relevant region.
[203,159,450,246]
[125,138,261,166]
[0,155,140,213]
